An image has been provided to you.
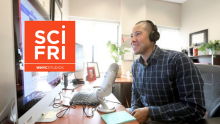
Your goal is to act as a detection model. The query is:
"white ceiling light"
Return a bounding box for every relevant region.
[161,0,187,4]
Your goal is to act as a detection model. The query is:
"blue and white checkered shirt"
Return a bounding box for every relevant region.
[131,46,206,123]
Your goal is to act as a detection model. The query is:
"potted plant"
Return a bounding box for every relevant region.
[198,40,220,58]
[106,41,129,77]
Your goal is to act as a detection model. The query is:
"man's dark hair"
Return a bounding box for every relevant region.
[135,21,153,34]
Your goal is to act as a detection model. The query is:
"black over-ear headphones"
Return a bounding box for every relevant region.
[146,20,160,42]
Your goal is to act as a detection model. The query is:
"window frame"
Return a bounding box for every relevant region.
[69,17,120,73]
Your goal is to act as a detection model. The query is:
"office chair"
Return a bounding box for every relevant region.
[196,64,220,118]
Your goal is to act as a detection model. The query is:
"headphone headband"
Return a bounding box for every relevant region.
[145,20,160,42]
[146,20,158,32]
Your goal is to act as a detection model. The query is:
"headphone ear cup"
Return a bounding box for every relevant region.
[149,32,154,42]
[149,31,160,42]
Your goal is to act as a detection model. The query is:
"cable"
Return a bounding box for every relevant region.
[53,91,72,108]
[104,99,126,108]
[104,100,122,105]
[82,104,97,117]
[53,98,73,108]
[52,91,63,108]
[53,103,76,118]
[62,104,76,109]
[54,91,62,101]
[62,95,71,99]
[53,103,62,108]
[61,91,71,99]
[56,106,71,118]
[53,90,76,118]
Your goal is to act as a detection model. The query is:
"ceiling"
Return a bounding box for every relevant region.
[161,0,187,4]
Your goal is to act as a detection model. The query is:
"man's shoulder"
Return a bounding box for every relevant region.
[160,49,186,60]
[133,57,139,63]
[132,57,141,68]
[132,59,138,66]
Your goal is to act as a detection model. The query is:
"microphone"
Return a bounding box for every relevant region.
[97,63,119,113]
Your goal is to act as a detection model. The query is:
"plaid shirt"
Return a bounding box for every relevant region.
[131,46,206,123]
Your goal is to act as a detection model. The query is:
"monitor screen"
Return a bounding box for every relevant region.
[75,43,84,72]
[13,0,63,123]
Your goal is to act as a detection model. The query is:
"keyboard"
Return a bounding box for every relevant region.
[69,88,100,106]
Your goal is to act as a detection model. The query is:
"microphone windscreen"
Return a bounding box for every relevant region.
[108,63,119,73]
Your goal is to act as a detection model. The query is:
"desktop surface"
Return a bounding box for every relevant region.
[36,77,138,124]
[1,77,220,124]
[34,77,220,124]
[115,76,133,84]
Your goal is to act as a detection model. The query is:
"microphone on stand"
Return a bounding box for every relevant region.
[97,63,119,113]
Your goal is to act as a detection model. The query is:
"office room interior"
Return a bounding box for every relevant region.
[1,0,220,123]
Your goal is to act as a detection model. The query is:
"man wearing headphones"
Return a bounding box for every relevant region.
[130,20,206,123]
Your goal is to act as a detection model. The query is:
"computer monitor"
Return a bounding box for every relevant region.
[75,43,84,72]
[13,0,63,124]
[63,43,84,89]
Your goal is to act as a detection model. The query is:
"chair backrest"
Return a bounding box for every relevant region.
[196,64,220,118]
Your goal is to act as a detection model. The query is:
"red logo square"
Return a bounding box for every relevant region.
[25,21,75,71]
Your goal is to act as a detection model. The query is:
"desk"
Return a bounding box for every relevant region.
[2,77,220,124]
[36,78,138,124]
[115,76,133,84]
[114,76,133,107]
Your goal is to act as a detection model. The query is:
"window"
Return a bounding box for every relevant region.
[156,27,183,52]
[70,18,119,73]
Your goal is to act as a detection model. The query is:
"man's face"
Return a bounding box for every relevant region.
[130,23,153,55]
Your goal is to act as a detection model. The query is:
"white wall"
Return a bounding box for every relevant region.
[69,0,121,21]
[0,0,16,113]
[121,0,181,35]
[146,0,181,27]
[121,0,147,34]
[62,0,69,20]
[180,0,220,47]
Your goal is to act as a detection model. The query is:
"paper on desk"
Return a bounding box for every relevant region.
[39,111,58,119]
[101,111,136,124]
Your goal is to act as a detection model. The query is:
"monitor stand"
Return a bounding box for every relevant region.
[2,98,17,123]
[36,106,60,122]
[62,73,83,90]
[62,83,82,90]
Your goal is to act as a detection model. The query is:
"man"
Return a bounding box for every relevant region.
[130,20,206,123]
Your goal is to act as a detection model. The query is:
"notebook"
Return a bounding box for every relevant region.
[101,111,136,124]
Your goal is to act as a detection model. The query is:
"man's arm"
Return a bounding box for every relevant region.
[149,53,206,122]
[130,63,143,113]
